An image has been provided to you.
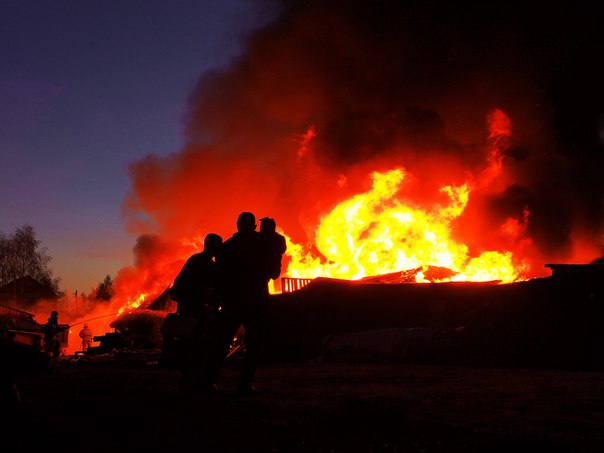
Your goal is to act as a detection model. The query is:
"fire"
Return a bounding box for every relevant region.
[107,108,530,318]
[106,236,206,317]
[277,108,529,284]
[283,166,524,284]
[117,292,149,314]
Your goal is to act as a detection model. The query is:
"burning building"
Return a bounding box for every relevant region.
[80,2,603,367]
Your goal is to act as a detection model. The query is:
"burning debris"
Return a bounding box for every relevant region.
[262,264,604,369]
[360,266,459,284]
[108,309,166,350]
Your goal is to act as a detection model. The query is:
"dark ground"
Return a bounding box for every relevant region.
[7,351,604,452]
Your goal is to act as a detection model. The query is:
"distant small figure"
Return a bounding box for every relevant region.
[79,324,93,352]
[44,311,66,358]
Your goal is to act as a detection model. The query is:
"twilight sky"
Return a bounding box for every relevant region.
[2,1,603,297]
[1,0,280,292]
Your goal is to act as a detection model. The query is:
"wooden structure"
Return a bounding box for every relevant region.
[280,277,314,293]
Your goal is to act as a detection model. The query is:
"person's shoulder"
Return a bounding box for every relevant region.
[222,234,240,247]
[183,252,206,264]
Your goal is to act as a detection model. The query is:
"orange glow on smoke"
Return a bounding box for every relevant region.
[296,126,317,158]
[109,108,531,317]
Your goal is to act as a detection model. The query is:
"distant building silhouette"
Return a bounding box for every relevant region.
[0,276,58,311]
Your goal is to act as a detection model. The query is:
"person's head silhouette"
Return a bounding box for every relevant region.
[260,217,276,233]
[204,233,223,255]
[236,212,256,233]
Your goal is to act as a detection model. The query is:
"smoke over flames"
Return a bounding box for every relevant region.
[103,1,601,314]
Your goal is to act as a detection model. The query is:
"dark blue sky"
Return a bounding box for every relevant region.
[1,0,279,292]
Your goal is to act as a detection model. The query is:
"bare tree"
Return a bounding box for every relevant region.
[0,224,62,297]
[0,231,9,286]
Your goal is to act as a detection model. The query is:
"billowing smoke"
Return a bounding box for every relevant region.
[122,1,603,281]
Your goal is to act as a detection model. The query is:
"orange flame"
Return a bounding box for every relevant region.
[117,292,149,315]
[283,166,524,284]
[480,108,512,188]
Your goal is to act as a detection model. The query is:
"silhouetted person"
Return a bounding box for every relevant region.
[44,311,66,358]
[203,211,269,395]
[168,232,223,394]
[259,217,287,286]
[79,324,93,352]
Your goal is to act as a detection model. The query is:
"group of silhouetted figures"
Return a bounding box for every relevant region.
[166,211,286,396]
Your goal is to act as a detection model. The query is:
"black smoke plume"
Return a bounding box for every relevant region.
[123,1,603,272]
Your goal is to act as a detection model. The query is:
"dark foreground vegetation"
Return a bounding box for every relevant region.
[5,266,603,451]
[7,353,604,452]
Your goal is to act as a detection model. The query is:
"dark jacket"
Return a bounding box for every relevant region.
[171,250,220,318]
[216,230,267,305]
